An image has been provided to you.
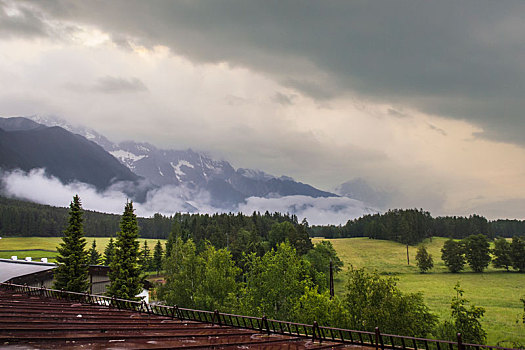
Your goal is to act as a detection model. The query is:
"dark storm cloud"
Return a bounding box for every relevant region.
[17,0,525,145]
[93,76,148,93]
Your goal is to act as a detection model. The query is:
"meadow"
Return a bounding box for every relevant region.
[313,237,525,347]
[0,237,165,262]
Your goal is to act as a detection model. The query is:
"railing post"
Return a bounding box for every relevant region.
[457,333,463,350]
[313,321,322,343]
[261,315,270,335]
[213,309,221,326]
[375,327,380,350]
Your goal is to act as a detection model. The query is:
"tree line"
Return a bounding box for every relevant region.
[311,209,524,244]
[2,196,525,247]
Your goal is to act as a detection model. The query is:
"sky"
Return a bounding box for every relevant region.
[1,0,525,220]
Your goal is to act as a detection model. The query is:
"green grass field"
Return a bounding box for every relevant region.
[0,237,166,262]
[313,237,525,347]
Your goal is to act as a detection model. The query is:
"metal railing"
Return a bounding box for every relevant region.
[0,282,519,350]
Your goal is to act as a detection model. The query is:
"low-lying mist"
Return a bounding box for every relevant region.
[1,168,375,225]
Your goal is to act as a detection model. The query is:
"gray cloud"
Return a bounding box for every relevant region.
[272,92,297,106]
[470,198,525,220]
[387,108,410,119]
[20,0,525,145]
[428,123,447,136]
[93,76,148,93]
[0,0,49,38]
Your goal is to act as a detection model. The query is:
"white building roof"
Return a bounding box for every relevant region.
[0,258,56,283]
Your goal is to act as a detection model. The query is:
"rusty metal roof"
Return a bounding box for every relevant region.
[0,287,353,349]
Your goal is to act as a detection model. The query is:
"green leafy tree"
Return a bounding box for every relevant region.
[88,239,102,265]
[241,242,311,320]
[435,283,486,344]
[160,237,202,308]
[103,237,116,266]
[53,195,89,293]
[415,245,433,273]
[343,268,437,337]
[464,234,491,272]
[441,239,465,273]
[107,201,142,300]
[291,287,348,327]
[510,236,525,272]
[194,243,241,312]
[304,240,343,290]
[139,240,152,272]
[152,240,163,275]
[492,237,512,271]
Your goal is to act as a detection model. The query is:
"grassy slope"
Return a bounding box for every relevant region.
[0,237,166,261]
[313,237,525,347]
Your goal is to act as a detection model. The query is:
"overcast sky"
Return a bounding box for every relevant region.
[1,0,525,219]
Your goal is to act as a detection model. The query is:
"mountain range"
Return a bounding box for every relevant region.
[0,115,376,221]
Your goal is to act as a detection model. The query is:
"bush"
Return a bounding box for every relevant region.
[435,283,486,344]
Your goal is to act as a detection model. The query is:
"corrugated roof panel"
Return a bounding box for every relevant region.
[0,288,353,349]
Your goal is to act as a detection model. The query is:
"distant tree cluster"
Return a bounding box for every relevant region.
[441,235,525,273]
[310,210,523,244]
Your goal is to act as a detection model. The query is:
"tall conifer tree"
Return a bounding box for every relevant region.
[88,239,102,265]
[53,195,89,292]
[153,240,164,275]
[107,201,142,300]
[103,237,116,266]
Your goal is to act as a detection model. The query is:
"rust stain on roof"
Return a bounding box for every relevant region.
[0,289,357,349]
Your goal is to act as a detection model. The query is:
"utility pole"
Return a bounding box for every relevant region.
[329,260,334,299]
[406,244,410,265]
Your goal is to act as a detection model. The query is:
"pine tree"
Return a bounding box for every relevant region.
[139,240,152,272]
[88,239,102,265]
[107,201,142,300]
[153,240,163,275]
[53,195,89,292]
[416,245,434,273]
[103,237,116,266]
